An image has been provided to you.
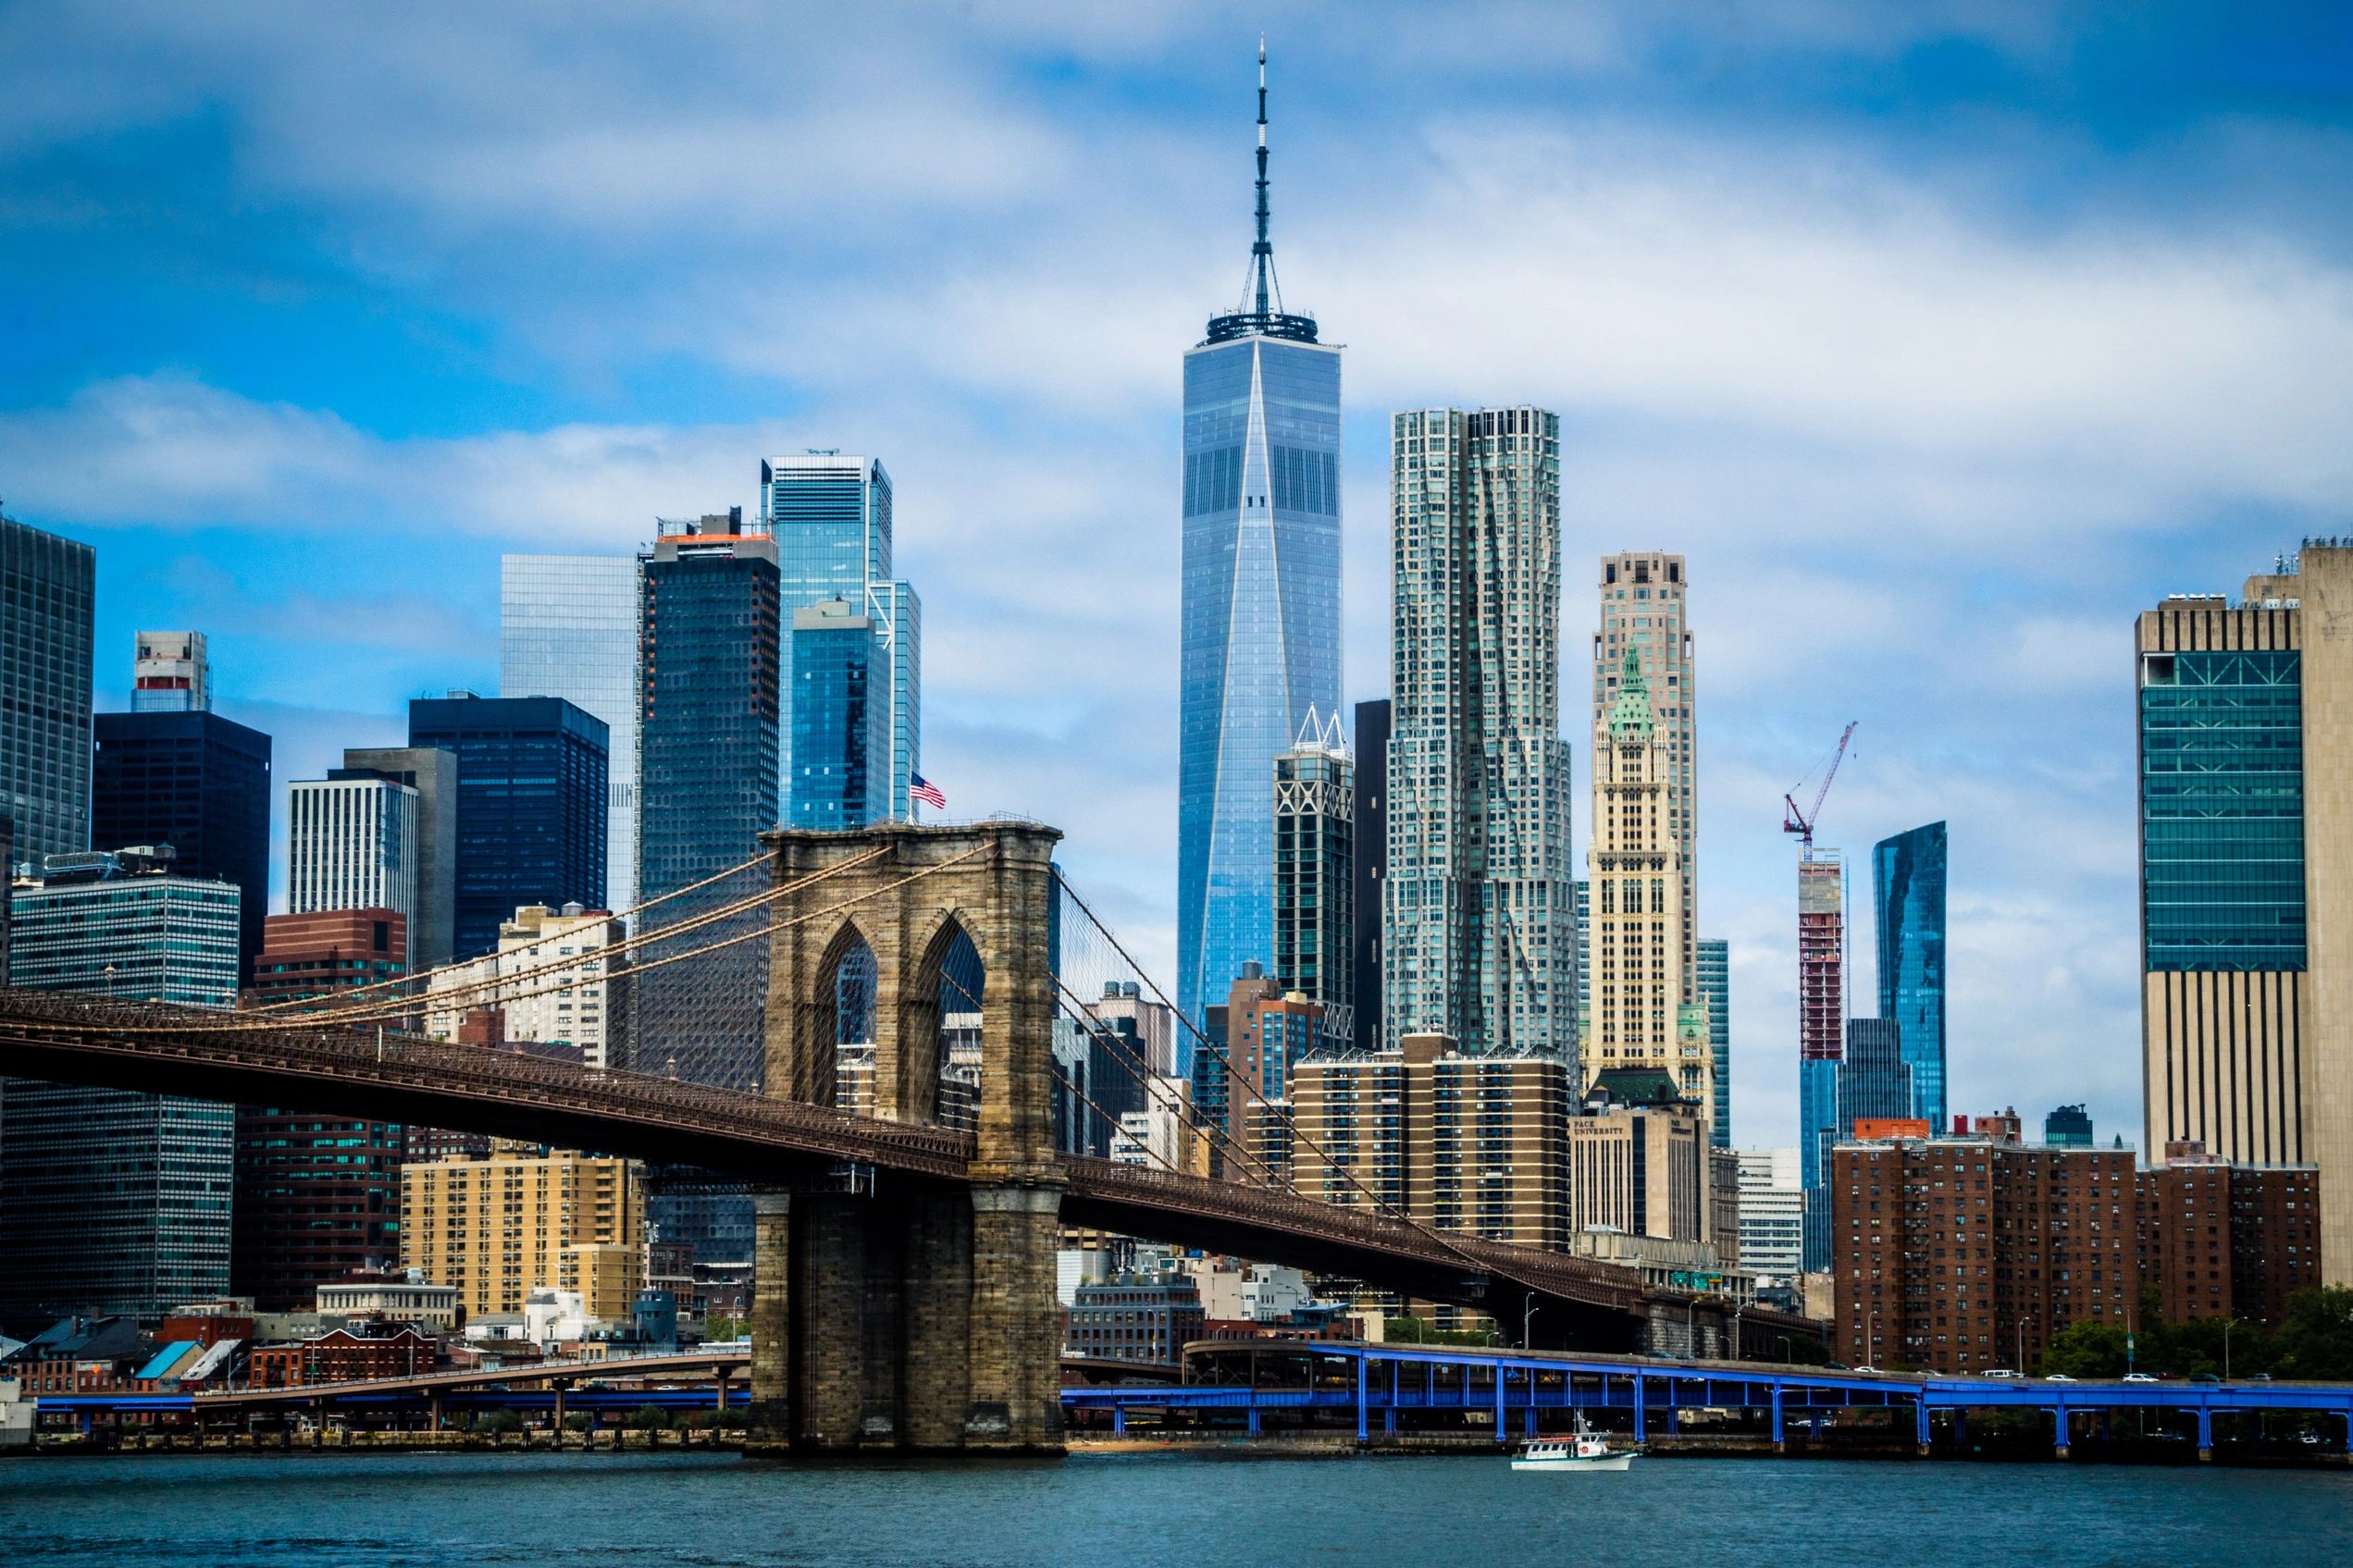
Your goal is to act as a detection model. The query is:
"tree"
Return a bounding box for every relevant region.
[2041,1322,2130,1379]
[625,1403,672,1431]
[474,1410,524,1436]
[2274,1288,2353,1381]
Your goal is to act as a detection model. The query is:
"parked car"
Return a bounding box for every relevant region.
[2247,1373,2273,1383]
[1852,1365,1883,1375]
[2044,1375,2078,1383]
[2122,1373,2160,1384]
[1980,1369,2023,1379]
[2189,1373,2222,1386]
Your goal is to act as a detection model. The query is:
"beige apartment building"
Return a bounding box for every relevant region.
[2136,543,2348,1283]
[400,1142,646,1321]
[1291,1032,1569,1251]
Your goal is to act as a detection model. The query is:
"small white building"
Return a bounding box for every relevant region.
[316,1272,463,1332]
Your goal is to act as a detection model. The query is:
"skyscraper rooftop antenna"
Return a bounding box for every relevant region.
[1204,39,1319,345]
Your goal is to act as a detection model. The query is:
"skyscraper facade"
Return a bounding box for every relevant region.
[1874,821,1949,1133]
[786,599,888,830]
[236,908,410,1312]
[1586,647,1707,1115]
[1385,406,1571,1056]
[0,513,95,863]
[1271,709,1353,1048]
[636,513,779,1090]
[1,848,240,1319]
[1591,551,1700,1019]
[1177,50,1341,1028]
[333,747,457,970]
[1797,850,1846,1271]
[408,693,610,958]
[1698,937,1730,1149]
[1836,1017,1913,1140]
[288,775,420,963]
[501,553,643,912]
[93,706,272,982]
[761,456,919,822]
[2136,547,2351,1282]
[1350,698,1389,1055]
[130,630,209,712]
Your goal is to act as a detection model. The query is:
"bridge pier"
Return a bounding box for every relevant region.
[743,1180,1064,1455]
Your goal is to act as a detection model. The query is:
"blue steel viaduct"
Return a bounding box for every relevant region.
[0,821,1816,1456]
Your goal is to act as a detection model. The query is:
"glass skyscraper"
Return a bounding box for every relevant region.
[636,514,779,1091]
[762,454,919,823]
[1271,710,1353,1047]
[1177,50,1341,1027]
[787,599,888,830]
[0,513,95,864]
[93,707,272,982]
[1698,937,1729,1148]
[1873,820,1949,1132]
[1,850,240,1319]
[1836,1016,1913,1139]
[502,554,642,913]
[409,694,610,958]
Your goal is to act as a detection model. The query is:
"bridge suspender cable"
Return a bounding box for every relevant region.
[105,844,985,1035]
[240,843,806,1018]
[1049,869,1518,1293]
[297,845,996,1033]
[286,846,897,1029]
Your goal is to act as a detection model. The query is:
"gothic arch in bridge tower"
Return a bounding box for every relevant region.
[750,820,1068,1455]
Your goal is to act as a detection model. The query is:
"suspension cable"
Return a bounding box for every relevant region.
[286,846,892,1027]
[242,844,792,1016]
[1050,866,1507,1282]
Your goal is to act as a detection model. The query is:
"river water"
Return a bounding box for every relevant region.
[2,1450,2346,1567]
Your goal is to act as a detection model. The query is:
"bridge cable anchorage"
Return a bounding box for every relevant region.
[241,843,794,1018]
[289,846,896,1031]
[1048,870,1533,1300]
[93,844,984,1035]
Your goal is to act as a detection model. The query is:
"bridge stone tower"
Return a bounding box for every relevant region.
[745,821,1067,1454]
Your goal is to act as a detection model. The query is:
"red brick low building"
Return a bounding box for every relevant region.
[1833,1133,2320,1375]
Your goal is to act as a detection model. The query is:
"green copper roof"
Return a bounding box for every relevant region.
[1607,644,1653,737]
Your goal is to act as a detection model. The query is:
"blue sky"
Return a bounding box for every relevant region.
[4,1,2348,1148]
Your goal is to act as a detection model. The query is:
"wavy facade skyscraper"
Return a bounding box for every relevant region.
[1178,45,1342,1026]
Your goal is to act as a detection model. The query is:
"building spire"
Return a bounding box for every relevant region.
[1252,36,1273,318]
[1201,38,1318,345]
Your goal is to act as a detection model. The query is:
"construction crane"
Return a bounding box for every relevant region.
[1782,722,1858,850]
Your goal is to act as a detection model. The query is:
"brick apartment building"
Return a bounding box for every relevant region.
[1832,1131,2319,1374]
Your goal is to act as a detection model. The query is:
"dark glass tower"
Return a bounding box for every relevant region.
[1179,43,1342,1027]
[0,514,94,863]
[786,599,885,830]
[635,514,780,1090]
[1349,698,1389,1054]
[92,710,272,982]
[1836,1016,1913,1139]
[1873,821,1949,1133]
[408,693,610,958]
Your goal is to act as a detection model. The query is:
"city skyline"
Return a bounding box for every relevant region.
[3,6,2345,1148]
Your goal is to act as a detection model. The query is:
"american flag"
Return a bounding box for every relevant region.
[910,774,947,812]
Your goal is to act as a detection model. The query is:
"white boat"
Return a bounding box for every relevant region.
[1510,1430,1637,1472]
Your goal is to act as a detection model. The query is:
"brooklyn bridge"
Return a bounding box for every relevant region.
[0,819,1810,1456]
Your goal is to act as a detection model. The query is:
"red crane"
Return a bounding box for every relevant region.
[1782,722,1858,850]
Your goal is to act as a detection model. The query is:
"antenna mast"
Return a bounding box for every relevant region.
[1253,36,1273,316]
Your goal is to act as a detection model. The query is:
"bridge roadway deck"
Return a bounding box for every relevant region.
[0,988,1815,1337]
[1063,1342,2353,1452]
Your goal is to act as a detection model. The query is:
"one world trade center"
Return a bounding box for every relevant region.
[1179,43,1343,1029]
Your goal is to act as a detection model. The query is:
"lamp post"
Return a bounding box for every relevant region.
[1731,1303,1744,1363]
[2224,1319,2241,1383]
[1522,1300,1540,1351]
